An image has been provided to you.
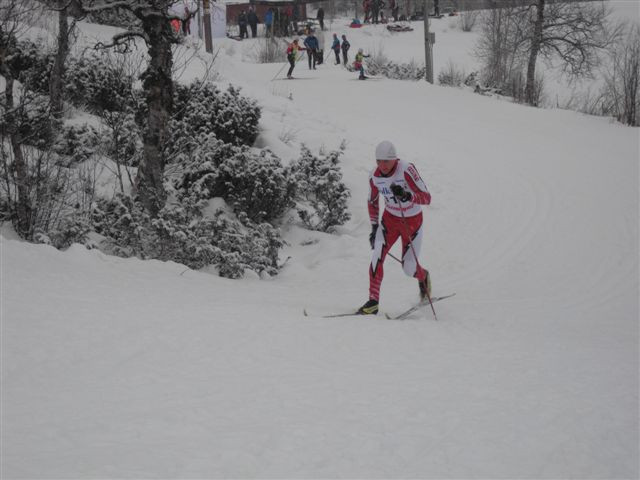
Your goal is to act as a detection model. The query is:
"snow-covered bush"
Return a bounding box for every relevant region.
[289,144,351,232]
[92,194,285,278]
[84,6,138,28]
[212,147,295,223]
[65,53,135,113]
[101,110,143,167]
[0,143,96,245]
[250,37,288,63]
[170,81,261,147]
[459,10,481,32]
[34,215,91,250]
[438,61,467,87]
[364,59,426,81]
[13,39,54,95]
[174,136,295,223]
[52,123,102,165]
[0,92,60,148]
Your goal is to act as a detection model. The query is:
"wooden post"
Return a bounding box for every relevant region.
[423,0,433,83]
[202,0,213,53]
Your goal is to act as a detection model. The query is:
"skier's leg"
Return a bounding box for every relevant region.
[287,57,295,77]
[400,215,426,281]
[369,217,400,301]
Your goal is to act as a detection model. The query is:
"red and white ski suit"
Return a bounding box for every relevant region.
[367,160,431,301]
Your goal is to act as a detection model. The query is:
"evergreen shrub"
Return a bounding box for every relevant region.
[0,92,60,148]
[289,144,351,232]
[52,123,102,165]
[174,135,295,223]
[171,82,261,147]
[13,39,54,95]
[65,53,134,113]
[364,59,426,80]
[92,194,285,278]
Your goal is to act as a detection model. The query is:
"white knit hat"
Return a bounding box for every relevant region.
[375,140,397,160]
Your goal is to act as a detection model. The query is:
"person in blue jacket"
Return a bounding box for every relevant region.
[331,33,341,65]
[303,31,319,69]
[264,8,273,37]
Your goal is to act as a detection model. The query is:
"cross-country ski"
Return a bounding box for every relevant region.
[385,293,457,320]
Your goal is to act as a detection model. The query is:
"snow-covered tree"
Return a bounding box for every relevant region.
[74,0,186,216]
[522,0,616,106]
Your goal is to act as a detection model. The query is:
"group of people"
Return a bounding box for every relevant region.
[238,4,307,38]
[362,0,402,24]
[237,8,260,39]
[285,32,370,80]
[237,2,414,40]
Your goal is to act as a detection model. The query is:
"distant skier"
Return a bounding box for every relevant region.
[331,33,341,65]
[340,34,350,66]
[357,141,432,315]
[353,48,370,79]
[286,38,306,79]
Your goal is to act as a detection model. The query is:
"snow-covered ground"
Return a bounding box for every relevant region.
[2,3,639,478]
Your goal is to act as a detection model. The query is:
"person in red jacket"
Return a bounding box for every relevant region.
[286,38,306,79]
[358,140,432,315]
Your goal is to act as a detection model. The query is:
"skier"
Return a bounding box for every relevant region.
[304,31,319,70]
[286,38,306,79]
[357,141,432,315]
[340,34,350,66]
[331,33,341,65]
[353,48,370,79]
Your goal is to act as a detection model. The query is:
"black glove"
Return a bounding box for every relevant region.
[390,184,412,202]
[369,224,378,249]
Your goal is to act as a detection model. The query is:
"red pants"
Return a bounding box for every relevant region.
[369,211,426,301]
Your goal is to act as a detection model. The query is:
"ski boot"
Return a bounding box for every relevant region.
[419,270,432,301]
[357,299,379,315]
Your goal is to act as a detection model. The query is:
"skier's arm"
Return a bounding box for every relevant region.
[403,164,431,205]
[367,177,380,224]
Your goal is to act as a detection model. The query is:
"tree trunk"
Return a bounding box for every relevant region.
[525,0,544,106]
[135,15,174,217]
[1,71,32,236]
[50,1,69,119]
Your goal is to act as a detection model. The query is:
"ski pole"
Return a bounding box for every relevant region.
[271,60,289,81]
[392,192,438,320]
[388,252,402,264]
[271,51,304,81]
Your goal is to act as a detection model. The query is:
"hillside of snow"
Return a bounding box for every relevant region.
[2,3,638,478]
